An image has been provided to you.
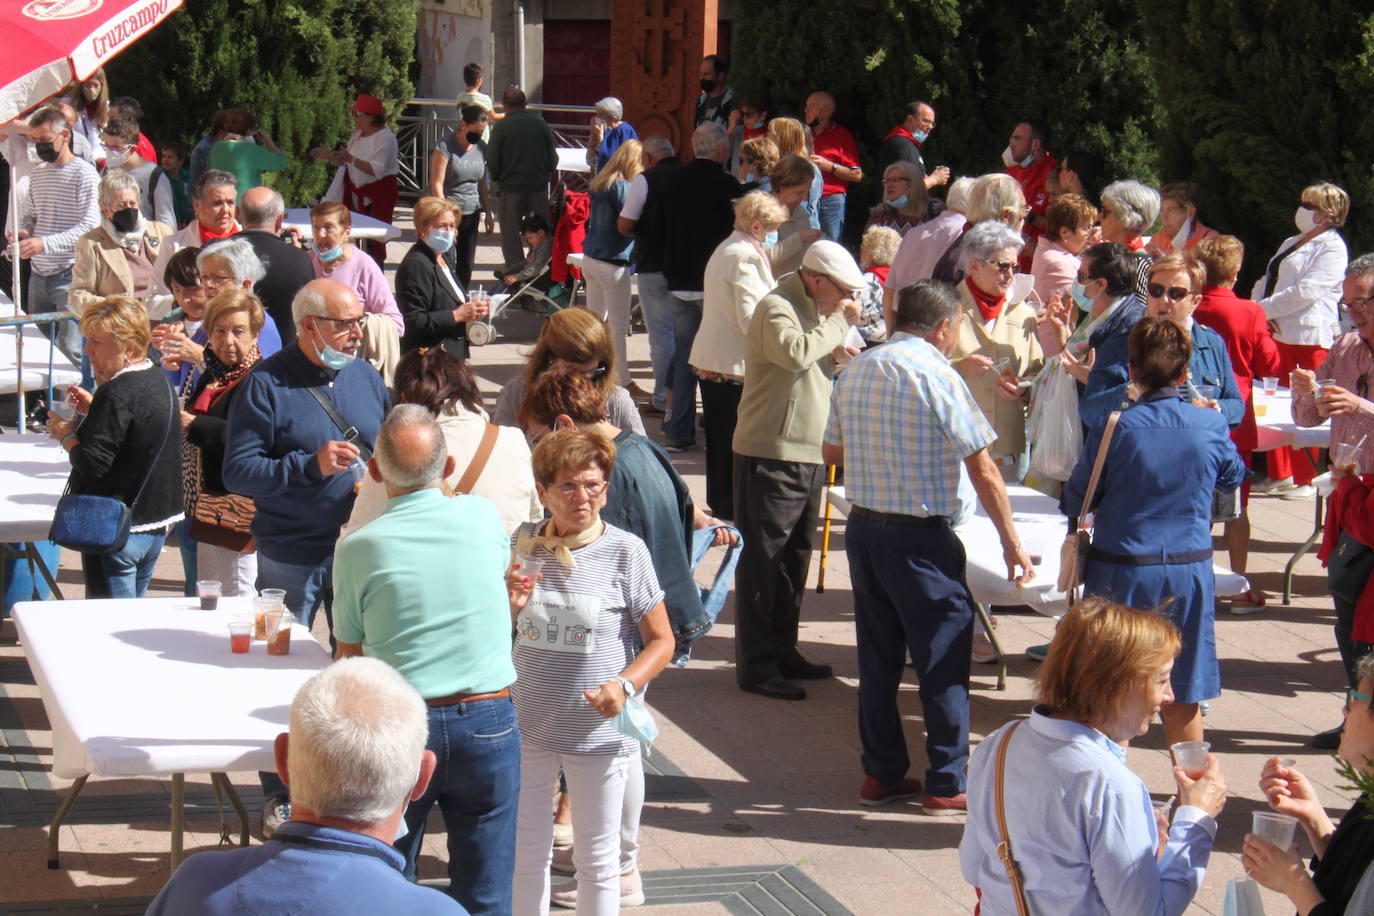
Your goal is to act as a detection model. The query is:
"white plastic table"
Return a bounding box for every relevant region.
[282,208,401,241]
[0,434,70,602]
[1254,388,1332,601]
[556,147,591,174]
[12,597,329,867]
[0,293,82,423]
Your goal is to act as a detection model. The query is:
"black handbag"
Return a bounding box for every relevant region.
[49,381,176,555]
[1329,530,1374,608]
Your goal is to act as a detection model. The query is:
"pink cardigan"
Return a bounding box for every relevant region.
[1030,238,1079,304]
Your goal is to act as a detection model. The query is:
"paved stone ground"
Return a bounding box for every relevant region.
[0,221,1351,913]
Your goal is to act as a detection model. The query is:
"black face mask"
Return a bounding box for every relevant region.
[807,118,821,130]
[699,78,717,93]
[34,142,58,163]
[110,207,139,233]
[465,131,482,145]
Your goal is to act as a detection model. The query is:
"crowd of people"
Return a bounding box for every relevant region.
[6,54,1374,915]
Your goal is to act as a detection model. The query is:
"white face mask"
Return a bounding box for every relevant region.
[1295,206,1319,234]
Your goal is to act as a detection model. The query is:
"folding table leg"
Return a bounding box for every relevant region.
[1283,492,1325,605]
[23,542,64,601]
[46,774,88,868]
[211,772,250,847]
[170,773,185,868]
[974,603,1007,691]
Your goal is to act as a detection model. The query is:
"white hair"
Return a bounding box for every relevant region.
[692,121,729,159]
[1101,180,1161,234]
[291,282,330,329]
[946,176,975,214]
[595,97,624,121]
[963,220,1025,263]
[375,404,447,491]
[287,657,427,824]
[98,169,140,209]
[198,238,265,285]
[966,173,1026,225]
[641,135,674,160]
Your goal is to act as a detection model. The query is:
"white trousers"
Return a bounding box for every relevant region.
[580,257,633,386]
[513,744,631,916]
[196,542,258,597]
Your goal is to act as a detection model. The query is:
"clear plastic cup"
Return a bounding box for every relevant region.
[1333,439,1364,476]
[196,579,222,610]
[265,610,295,656]
[49,400,76,422]
[1191,385,1219,408]
[252,596,280,640]
[1170,740,1211,778]
[1251,811,1298,849]
[228,621,252,654]
[1262,376,1279,396]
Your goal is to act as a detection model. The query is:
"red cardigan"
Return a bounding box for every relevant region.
[1194,285,1283,454]
[1322,474,1374,641]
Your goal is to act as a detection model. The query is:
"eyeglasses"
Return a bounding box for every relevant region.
[314,315,365,331]
[552,480,607,498]
[1339,296,1374,312]
[1346,687,1372,711]
[981,260,1017,275]
[201,273,237,286]
[1147,283,1193,302]
[881,177,911,185]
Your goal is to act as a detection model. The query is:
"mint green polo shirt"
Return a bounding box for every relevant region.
[333,487,516,698]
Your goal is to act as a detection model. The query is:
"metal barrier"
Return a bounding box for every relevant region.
[0,311,81,434]
[396,98,595,200]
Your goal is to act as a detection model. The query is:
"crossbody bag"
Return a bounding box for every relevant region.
[1056,411,1120,598]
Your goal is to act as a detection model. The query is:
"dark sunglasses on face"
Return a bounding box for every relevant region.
[983,260,1017,274]
[1147,283,1192,302]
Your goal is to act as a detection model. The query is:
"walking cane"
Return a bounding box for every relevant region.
[816,464,837,593]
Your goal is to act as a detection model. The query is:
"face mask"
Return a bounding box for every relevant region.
[889,195,910,209]
[699,78,716,93]
[465,131,482,145]
[34,142,58,163]
[311,321,355,371]
[427,229,455,253]
[912,129,929,143]
[1070,280,1094,311]
[1295,207,1319,233]
[808,118,821,130]
[105,147,128,168]
[314,241,344,262]
[764,229,778,248]
[752,120,765,130]
[110,207,140,233]
[1001,146,1016,168]
[1020,152,1035,168]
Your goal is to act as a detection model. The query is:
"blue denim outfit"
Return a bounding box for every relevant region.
[635,272,674,411]
[816,194,846,242]
[665,294,702,445]
[394,697,520,915]
[80,530,168,598]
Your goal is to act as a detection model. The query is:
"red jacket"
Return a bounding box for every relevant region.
[1006,154,1057,218]
[1194,285,1283,454]
[1321,474,1374,641]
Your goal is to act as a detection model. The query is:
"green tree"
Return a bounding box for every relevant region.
[108,0,417,204]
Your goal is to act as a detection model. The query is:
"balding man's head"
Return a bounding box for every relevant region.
[293,278,365,366]
[372,404,451,495]
[804,92,835,127]
[239,186,285,229]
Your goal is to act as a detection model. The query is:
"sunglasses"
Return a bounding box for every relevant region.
[982,260,1017,275]
[1147,283,1192,302]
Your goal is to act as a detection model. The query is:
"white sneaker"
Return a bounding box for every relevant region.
[1252,475,1294,494]
[550,870,645,909]
[1280,484,1317,500]
[971,632,999,664]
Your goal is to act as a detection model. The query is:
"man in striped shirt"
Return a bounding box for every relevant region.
[14,106,98,359]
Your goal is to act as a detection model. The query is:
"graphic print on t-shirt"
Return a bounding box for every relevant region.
[516,588,600,655]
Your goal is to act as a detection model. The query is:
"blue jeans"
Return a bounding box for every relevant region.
[172,519,197,597]
[635,272,674,411]
[665,294,702,445]
[817,193,846,242]
[28,267,82,365]
[81,530,168,598]
[847,511,973,796]
[394,696,520,915]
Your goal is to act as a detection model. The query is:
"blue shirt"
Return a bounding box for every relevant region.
[960,708,1217,916]
[146,820,466,915]
[595,121,638,173]
[824,332,994,517]
[222,344,388,564]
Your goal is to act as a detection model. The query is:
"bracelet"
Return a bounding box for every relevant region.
[61,432,77,447]
[614,675,637,699]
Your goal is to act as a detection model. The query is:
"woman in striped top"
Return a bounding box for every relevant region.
[508,429,673,915]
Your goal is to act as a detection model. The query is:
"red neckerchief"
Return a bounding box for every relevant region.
[882,125,919,146]
[197,222,239,244]
[868,265,890,286]
[1125,235,1146,252]
[965,277,1006,322]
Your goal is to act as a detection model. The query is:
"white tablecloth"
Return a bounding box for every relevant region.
[826,483,1249,617]
[13,597,330,779]
[1254,389,1330,452]
[282,208,401,241]
[556,147,591,174]
[0,293,82,397]
[0,434,69,542]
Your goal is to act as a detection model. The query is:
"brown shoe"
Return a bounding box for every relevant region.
[858,775,923,807]
[626,382,654,402]
[921,793,968,816]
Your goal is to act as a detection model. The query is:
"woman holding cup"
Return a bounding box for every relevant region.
[1242,652,1374,913]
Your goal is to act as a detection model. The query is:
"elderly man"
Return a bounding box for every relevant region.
[486,87,557,269]
[824,279,1034,812]
[659,122,742,451]
[223,277,388,834]
[876,101,950,190]
[334,404,517,913]
[732,241,862,700]
[149,168,240,315]
[235,186,314,344]
[147,658,462,915]
[804,92,862,242]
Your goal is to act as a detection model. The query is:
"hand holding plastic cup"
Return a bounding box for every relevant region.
[513,553,544,591]
[1251,811,1298,850]
[1190,385,1219,409]
[1333,436,1366,476]
[48,400,76,422]
[1171,740,1211,779]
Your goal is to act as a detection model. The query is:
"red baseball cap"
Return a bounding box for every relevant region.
[350,94,385,116]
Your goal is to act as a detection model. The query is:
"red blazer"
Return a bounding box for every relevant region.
[1321,474,1374,641]
[1194,285,1283,453]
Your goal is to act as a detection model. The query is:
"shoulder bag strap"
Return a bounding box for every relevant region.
[454,423,499,495]
[283,359,374,461]
[994,720,1032,916]
[128,379,178,510]
[1076,410,1121,535]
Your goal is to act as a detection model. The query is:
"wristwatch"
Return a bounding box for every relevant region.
[614,675,637,699]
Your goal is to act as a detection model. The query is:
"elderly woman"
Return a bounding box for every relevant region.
[310,94,400,264]
[932,173,1026,284]
[883,176,976,331]
[396,196,488,357]
[950,220,1043,480]
[582,140,643,388]
[309,200,404,382]
[508,428,673,916]
[46,296,182,598]
[865,160,935,236]
[493,307,645,435]
[1243,652,1374,914]
[960,599,1227,914]
[764,154,824,277]
[690,190,789,518]
[1250,182,1350,497]
[856,225,899,344]
[149,169,240,315]
[341,345,540,542]
[427,104,492,289]
[1030,193,1096,303]
[1149,182,1217,255]
[1064,318,1247,747]
[737,136,778,189]
[71,170,173,317]
[586,97,638,173]
[181,290,268,596]
[1100,179,1161,300]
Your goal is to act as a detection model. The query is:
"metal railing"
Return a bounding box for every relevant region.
[0,311,80,433]
[396,98,596,200]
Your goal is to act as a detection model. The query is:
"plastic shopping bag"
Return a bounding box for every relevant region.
[1222,878,1265,916]
[1029,366,1083,482]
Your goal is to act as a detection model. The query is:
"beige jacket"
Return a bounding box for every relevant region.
[690,230,775,378]
[950,279,1044,456]
[70,221,173,317]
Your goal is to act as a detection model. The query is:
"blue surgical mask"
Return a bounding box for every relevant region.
[314,242,344,262]
[427,229,455,254]
[1021,153,1035,168]
[912,129,929,144]
[1070,280,1093,311]
[764,229,778,248]
[311,322,356,371]
[889,195,910,209]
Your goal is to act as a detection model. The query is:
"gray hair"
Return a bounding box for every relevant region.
[642,135,674,160]
[199,238,265,285]
[192,168,237,202]
[595,97,624,121]
[287,657,428,824]
[966,173,1026,225]
[963,220,1025,263]
[1101,180,1161,234]
[374,404,448,492]
[98,169,140,209]
[291,282,330,328]
[946,177,975,214]
[1347,253,1374,281]
[895,280,960,333]
[239,188,285,228]
[691,121,729,159]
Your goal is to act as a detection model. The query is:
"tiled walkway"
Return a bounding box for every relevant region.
[0,225,1352,913]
